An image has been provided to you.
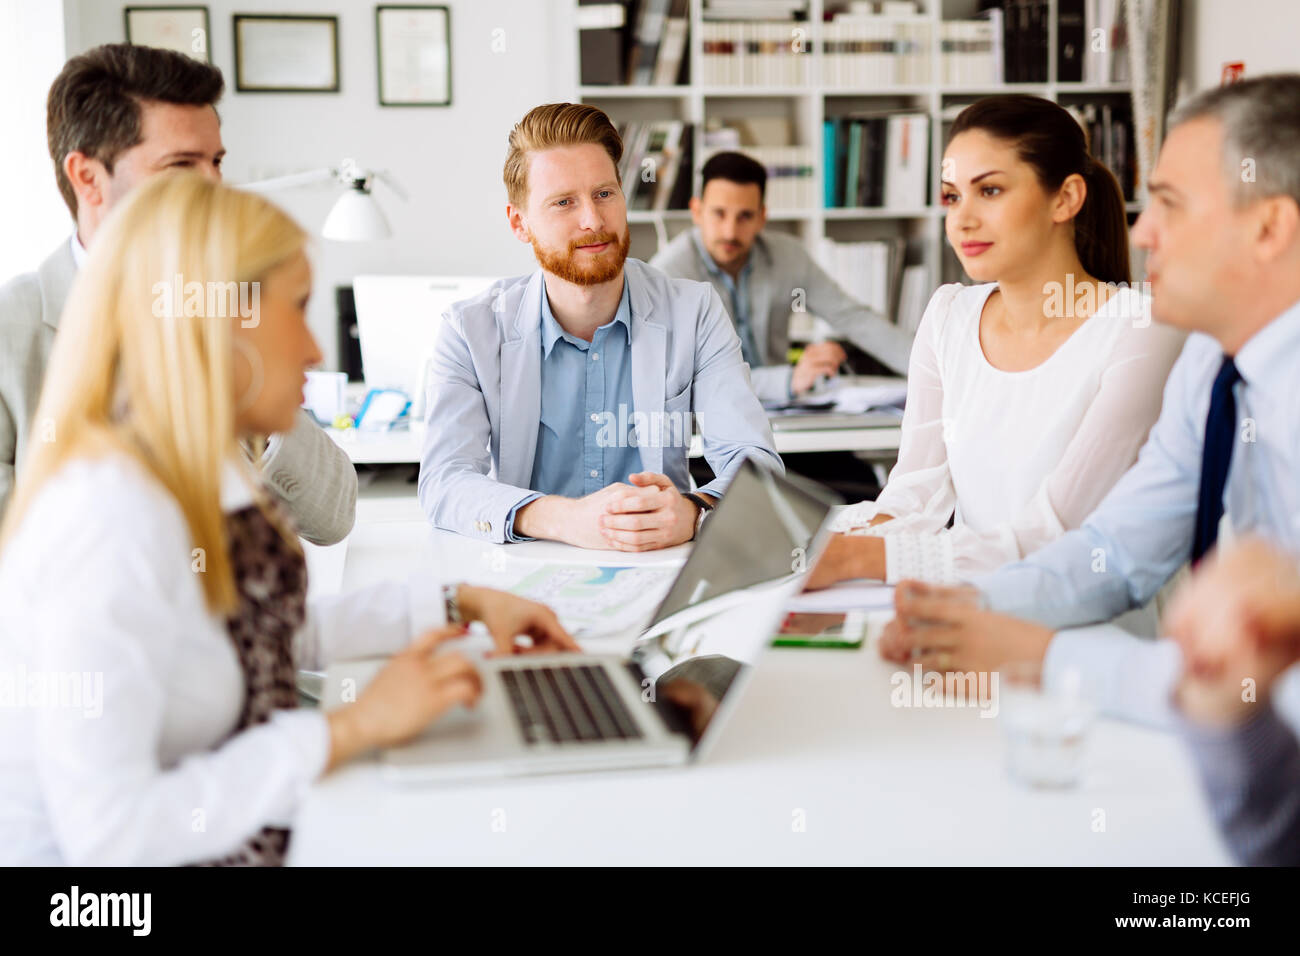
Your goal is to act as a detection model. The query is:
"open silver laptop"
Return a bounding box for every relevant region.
[321,458,842,782]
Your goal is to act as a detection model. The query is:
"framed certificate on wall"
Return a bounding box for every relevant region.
[376,5,452,107]
[124,6,211,63]
[234,14,340,93]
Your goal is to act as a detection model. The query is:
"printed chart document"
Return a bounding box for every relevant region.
[506,562,678,637]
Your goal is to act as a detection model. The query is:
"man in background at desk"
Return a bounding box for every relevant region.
[649,150,913,402]
[0,44,356,544]
[419,104,782,551]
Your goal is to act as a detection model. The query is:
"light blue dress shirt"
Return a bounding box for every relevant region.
[690,232,765,371]
[972,298,1300,729]
[505,279,643,541]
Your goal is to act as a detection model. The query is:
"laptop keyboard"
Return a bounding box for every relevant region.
[501,664,644,746]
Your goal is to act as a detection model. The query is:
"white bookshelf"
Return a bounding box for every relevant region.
[575,0,1141,322]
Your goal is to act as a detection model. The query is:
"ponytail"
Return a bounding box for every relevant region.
[1076,157,1131,284]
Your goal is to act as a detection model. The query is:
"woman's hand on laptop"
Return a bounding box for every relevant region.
[325,625,482,770]
[457,585,579,656]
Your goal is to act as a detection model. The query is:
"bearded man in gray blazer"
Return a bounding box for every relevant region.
[419,104,781,551]
[0,43,355,545]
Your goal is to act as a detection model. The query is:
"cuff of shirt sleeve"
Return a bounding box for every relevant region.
[880,531,956,585]
[785,366,796,400]
[696,479,728,500]
[1043,626,1182,727]
[838,522,956,585]
[263,709,331,827]
[829,500,881,531]
[973,569,1023,616]
[504,493,544,542]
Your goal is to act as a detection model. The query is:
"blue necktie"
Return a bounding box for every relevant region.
[1191,356,1242,564]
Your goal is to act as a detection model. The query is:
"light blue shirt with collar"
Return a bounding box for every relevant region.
[689,232,765,374]
[973,298,1300,729]
[417,257,784,545]
[505,279,642,540]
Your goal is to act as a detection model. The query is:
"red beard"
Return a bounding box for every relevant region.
[531,229,631,286]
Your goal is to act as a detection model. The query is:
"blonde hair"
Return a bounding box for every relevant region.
[503,102,623,207]
[0,171,309,612]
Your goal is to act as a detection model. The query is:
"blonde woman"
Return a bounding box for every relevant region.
[0,173,576,866]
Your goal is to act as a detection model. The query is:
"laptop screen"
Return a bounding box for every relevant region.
[630,458,840,749]
[646,457,842,629]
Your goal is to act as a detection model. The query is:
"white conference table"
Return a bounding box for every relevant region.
[290,492,1231,865]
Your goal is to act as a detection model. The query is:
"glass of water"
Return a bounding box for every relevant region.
[998,660,1095,789]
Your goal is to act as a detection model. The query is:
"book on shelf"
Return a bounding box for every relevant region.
[652,15,690,84]
[844,123,864,212]
[578,2,626,86]
[896,263,931,337]
[815,236,908,324]
[699,19,812,86]
[823,111,929,210]
[626,0,667,86]
[1083,0,1131,84]
[617,120,695,210]
[1057,0,1086,82]
[883,112,929,209]
[1065,100,1137,199]
[974,0,1049,84]
[940,16,1002,86]
[579,0,689,86]
[822,14,932,88]
[703,0,808,20]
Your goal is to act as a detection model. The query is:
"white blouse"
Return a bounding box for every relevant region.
[830,282,1187,584]
[0,453,444,865]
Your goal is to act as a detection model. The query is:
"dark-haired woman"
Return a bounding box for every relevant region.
[808,95,1186,589]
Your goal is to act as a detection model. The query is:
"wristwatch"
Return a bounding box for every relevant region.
[682,493,715,539]
[441,583,464,625]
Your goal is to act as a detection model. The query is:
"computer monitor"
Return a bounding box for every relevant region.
[351,274,500,400]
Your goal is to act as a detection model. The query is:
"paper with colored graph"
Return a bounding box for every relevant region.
[506,563,677,636]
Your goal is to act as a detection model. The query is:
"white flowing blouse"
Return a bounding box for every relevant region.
[830,281,1187,584]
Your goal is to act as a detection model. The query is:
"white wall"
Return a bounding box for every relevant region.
[63,0,578,369]
[1178,0,1300,97]
[0,0,78,276]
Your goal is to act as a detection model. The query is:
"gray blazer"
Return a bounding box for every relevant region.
[0,240,357,545]
[418,258,783,543]
[649,227,914,401]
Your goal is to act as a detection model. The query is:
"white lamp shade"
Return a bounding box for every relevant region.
[322,190,391,241]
